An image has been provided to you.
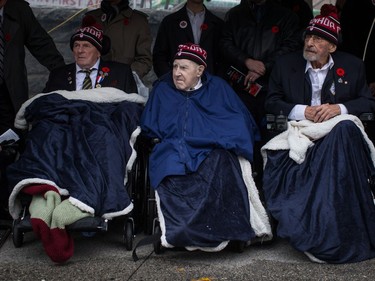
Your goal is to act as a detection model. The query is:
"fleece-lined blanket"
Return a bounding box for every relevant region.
[261,116,375,263]
[155,149,273,252]
[7,88,146,263]
[261,114,375,166]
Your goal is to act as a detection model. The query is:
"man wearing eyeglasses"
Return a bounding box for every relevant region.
[266,5,374,122]
[262,5,375,264]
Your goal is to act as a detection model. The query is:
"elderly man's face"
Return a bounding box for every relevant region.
[172,59,204,91]
[303,35,337,69]
[73,41,101,70]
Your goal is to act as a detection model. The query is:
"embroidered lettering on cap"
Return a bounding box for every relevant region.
[305,4,341,45]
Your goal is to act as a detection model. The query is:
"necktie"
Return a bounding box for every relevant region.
[0,15,5,85]
[80,69,93,90]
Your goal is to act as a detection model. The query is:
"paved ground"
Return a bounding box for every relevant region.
[1,218,375,281]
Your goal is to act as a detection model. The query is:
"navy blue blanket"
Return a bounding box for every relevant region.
[156,149,257,250]
[8,91,144,219]
[262,119,375,263]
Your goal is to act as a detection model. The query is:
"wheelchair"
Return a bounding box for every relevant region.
[10,137,148,251]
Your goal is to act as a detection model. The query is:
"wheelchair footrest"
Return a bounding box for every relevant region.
[14,216,109,233]
[66,216,108,232]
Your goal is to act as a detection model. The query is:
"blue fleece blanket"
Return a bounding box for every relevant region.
[8,89,145,219]
[262,117,375,263]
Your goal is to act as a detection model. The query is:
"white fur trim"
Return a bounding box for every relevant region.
[261,114,375,167]
[14,87,147,130]
[238,157,273,240]
[155,191,174,248]
[185,241,229,252]
[304,251,327,264]
[68,197,95,215]
[124,126,141,185]
[102,202,133,220]
[156,157,273,250]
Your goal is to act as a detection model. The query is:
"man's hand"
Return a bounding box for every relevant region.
[305,104,341,123]
[244,58,265,85]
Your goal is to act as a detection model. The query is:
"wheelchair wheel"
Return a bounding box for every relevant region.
[145,199,156,235]
[123,219,134,251]
[153,221,163,254]
[12,219,24,248]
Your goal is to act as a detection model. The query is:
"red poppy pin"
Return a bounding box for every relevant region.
[271,26,279,33]
[123,18,129,26]
[336,68,345,77]
[102,67,110,73]
[200,23,208,31]
[96,67,110,85]
[336,68,346,84]
[5,33,11,42]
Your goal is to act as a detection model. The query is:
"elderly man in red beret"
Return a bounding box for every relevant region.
[262,4,375,264]
[43,23,137,93]
[6,23,146,263]
[140,43,273,255]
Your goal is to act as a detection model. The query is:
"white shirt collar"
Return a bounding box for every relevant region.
[76,59,100,73]
[305,54,334,73]
[188,78,203,91]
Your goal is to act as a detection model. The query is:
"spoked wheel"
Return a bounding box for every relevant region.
[12,219,24,248]
[152,220,163,254]
[123,219,134,251]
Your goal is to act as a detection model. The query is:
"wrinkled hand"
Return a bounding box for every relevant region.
[305,104,341,123]
[244,58,265,85]
[245,70,262,87]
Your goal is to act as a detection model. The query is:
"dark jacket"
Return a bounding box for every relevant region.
[84,7,152,79]
[152,4,224,77]
[2,0,65,113]
[340,0,375,85]
[220,0,301,83]
[43,60,137,94]
[265,51,375,117]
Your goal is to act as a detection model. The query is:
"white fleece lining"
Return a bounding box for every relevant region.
[14,88,147,130]
[261,115,375,262]
[9,178,68,219]
[261,114,375,167]
[155,157,273,251]
[9,88,145,220]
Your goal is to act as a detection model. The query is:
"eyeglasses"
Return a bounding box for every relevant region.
[304,34,325,44]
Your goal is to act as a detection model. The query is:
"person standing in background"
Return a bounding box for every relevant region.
[42,23,138,94]
[84,0,152,80]
[0,0,65,135]
[0,0,65,222]
[340,0,375,96]
[220,0,301,188]
[152,0,224,78]
[274,0,313,38]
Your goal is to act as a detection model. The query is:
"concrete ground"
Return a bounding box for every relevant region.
[1,218,375,281]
